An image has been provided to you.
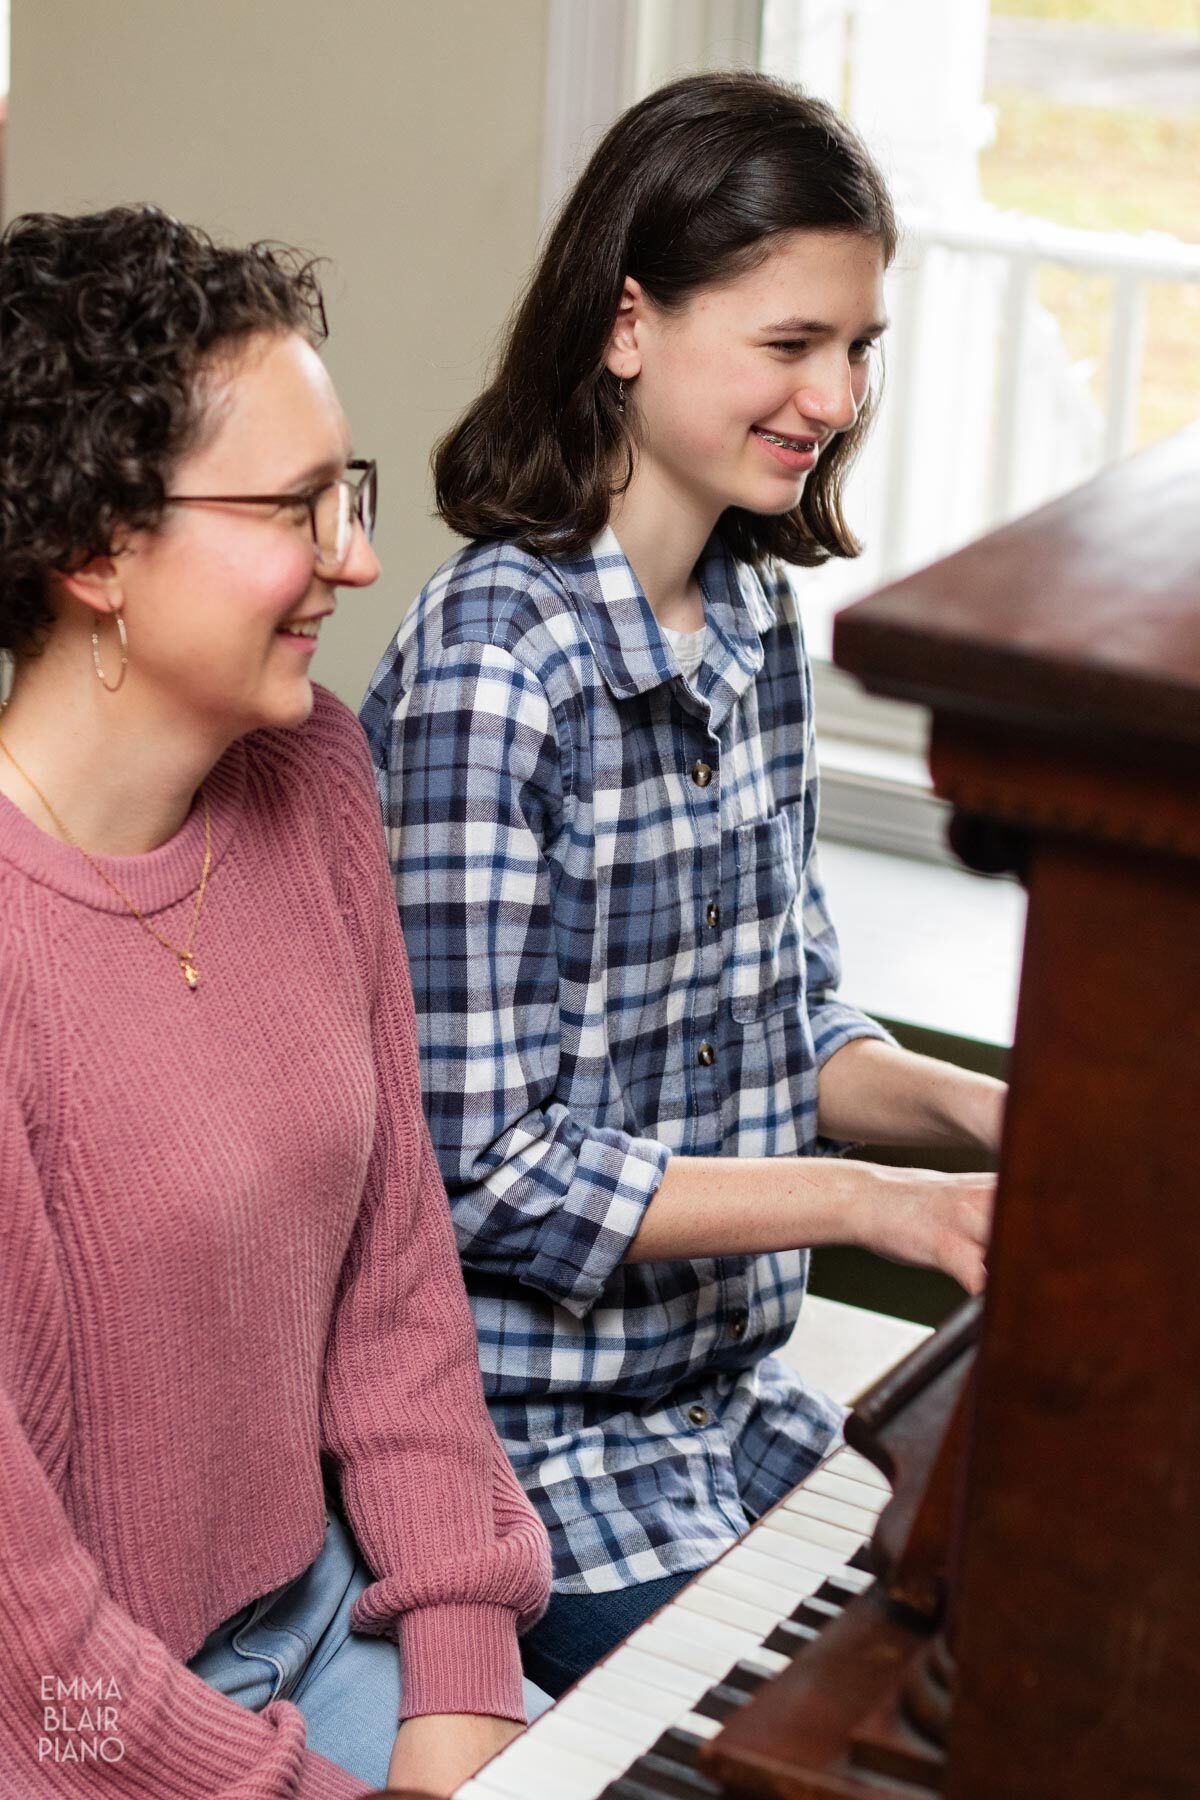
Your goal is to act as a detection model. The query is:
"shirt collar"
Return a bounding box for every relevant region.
[549,525,778,718]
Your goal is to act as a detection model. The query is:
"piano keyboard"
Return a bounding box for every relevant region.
[455,1443,890,1800]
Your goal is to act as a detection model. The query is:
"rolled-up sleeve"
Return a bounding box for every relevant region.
[364,641,669,1319]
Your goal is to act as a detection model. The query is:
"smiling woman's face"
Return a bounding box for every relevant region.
[618,229,888,531]
[109,329,379,739]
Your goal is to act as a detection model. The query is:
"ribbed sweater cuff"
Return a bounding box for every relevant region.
[300,1749,373,1797]
[397,1602,526,1723]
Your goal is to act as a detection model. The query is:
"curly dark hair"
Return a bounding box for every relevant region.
[435,71,897,569]
[0,205,327,656]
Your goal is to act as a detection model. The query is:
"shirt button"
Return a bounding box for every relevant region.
[691,760,713,788]
[687,1404,710,1428]
[729,1312,748,1340]
[706,901,720,928]
[697,1041,716,1067]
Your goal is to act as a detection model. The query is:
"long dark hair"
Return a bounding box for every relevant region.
[435,71,897,568]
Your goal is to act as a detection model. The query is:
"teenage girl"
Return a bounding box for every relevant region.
[362,72,1002,1697]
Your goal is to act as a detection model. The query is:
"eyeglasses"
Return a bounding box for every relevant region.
[167,458,377,575]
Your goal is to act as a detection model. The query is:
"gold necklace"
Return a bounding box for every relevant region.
[0,732,213,991]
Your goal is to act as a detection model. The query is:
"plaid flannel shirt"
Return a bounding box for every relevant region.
[361,526,892,1592]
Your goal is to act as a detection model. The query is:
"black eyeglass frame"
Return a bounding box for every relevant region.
[166,458,377,570]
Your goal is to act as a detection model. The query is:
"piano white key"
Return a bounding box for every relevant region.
[782,1485,885,1533]
[830,1447,891,1490]
[719,1539,832,1600]
[631,1616,760,1681]
[465,1730,614,1800]
[747,1520,859,1576]
[673,1580,785,1638]
[740,1645,792,1677]
[454,1770,538,1800]
[760,1505,864,1554]
[696,1557,806,1615]
[552,1687,659,1748]
[523,1709,631,1774]
[804,1466,891,1514]
[580,1663,699,1726]
[640,1602,763,1661]
[677,1708,724,1742]
[601,1642,715,1705]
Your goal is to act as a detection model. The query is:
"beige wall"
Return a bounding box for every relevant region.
[5,0,549,707]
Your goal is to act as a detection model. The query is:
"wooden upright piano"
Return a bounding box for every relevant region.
[392,424,1200,1800]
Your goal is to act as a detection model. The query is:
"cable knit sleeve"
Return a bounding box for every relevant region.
[0,1070,365,1799]
[309,692,552,1724]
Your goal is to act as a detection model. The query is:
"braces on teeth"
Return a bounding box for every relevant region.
[757,430,814,449]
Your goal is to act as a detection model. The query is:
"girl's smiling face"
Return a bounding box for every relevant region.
[608,229,888,530]
[99,330,379,740]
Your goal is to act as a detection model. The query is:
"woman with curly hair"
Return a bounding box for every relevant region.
[361,71,1005,1698]
[0,205,550,1798]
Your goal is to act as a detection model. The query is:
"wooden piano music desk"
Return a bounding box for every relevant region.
[705,424,1200,1800]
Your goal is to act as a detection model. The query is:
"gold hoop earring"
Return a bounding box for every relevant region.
[92,610,129,693]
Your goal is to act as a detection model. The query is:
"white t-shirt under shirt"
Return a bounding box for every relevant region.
[661,621,707,682]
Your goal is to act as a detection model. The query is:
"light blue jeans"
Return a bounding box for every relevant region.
[188,1504,550,1788]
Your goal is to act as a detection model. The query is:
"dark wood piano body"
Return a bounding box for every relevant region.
[705,423,1200,1800]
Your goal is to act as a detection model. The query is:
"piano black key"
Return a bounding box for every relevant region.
[723,1659,773,1697]
[602,1783,686,1800]
[691,1681,753,1723]
[791,1591,844,1632]
[648,1725,711,1770]
[603,1748,724,1798]
[819,1564,874,1602]
[601,1781,676,1800]
[762,1616,821,1658]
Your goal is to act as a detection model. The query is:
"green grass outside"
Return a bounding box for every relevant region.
[992,0,1200,30]
[979,92,1200,444]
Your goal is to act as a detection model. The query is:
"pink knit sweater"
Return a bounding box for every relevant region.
[0,686,551,1798]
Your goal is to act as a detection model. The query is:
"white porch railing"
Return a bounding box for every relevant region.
[905,208,1200,522]
[810,206,1200,863]
[801,207,1200,662]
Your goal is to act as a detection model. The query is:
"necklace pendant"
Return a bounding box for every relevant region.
[179,955,200,991]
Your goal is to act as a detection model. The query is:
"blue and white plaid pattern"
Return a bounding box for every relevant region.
[361,527,891,1592]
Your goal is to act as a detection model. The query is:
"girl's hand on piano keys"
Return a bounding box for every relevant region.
[850,1166,996,1295]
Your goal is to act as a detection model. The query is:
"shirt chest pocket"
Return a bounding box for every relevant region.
[729,802,806,1025]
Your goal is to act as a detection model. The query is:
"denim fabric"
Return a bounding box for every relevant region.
[188,1506,550,1786]
[519,1568,694,1698]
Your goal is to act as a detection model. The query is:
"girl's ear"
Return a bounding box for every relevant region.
[54,556,126,619]
[51,533,133,620]
[603,276,646,380]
